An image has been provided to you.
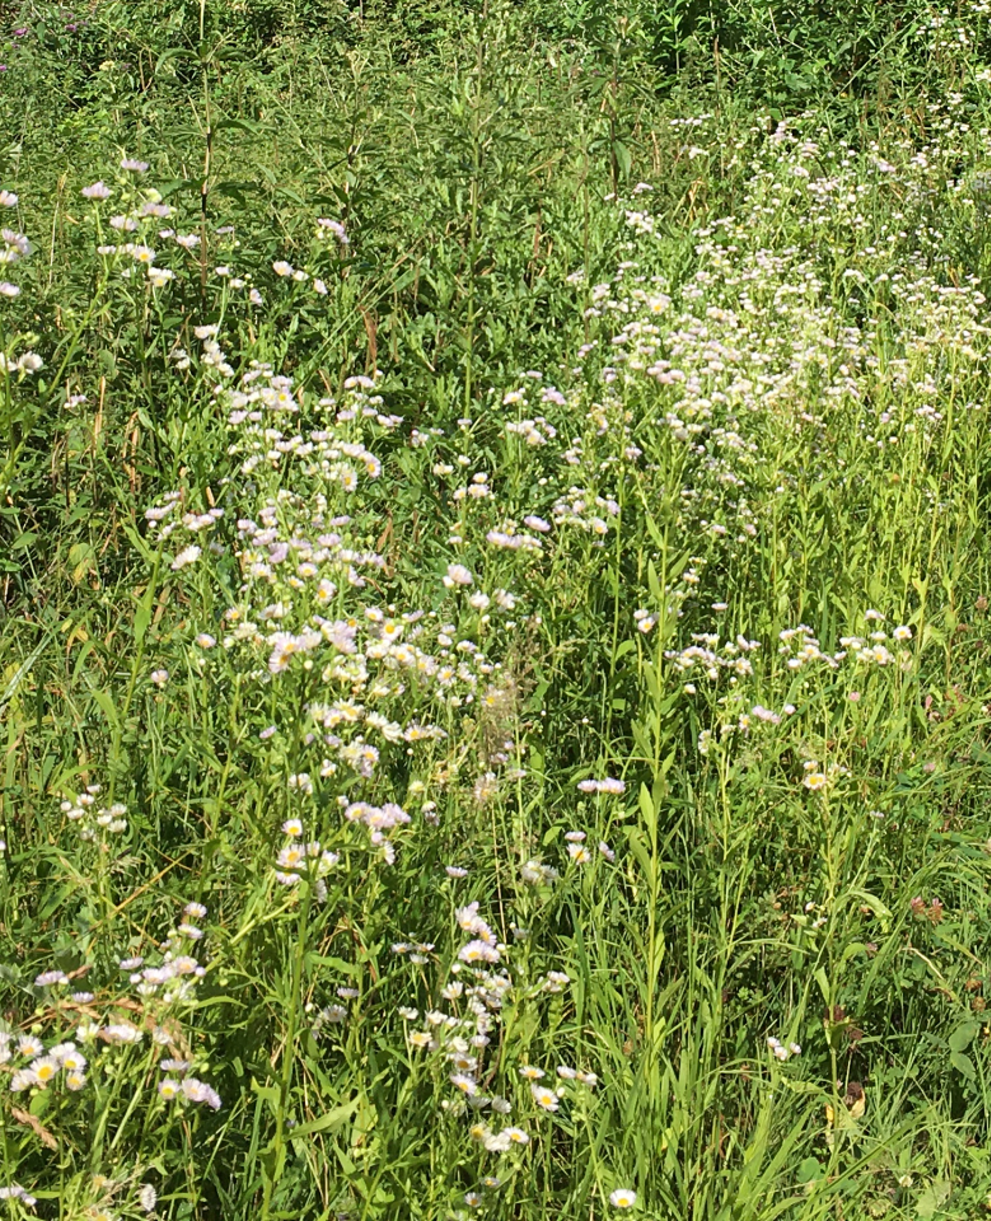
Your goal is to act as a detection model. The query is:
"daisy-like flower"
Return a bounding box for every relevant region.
[32,1054,60,1084]
[893,624,912,641]
[171,544,202,571]
[458,939,501,964]
[530,1083,560,1111]
[276,844,305,871]
[282,819,304,837]
[518,1065,545,1080]
[450,1072,478,1096]
[310,1002,343,1025]
[102,1022,143,1044]
[181,1077,222,1109]
[803,772,827,791]
[610,1188,637,1209]
[443,563,473,588]
[10,1068,38,1091]
[158,1078,181,1100]
[34,970,68,987]
[82,181,111,199]
[577,777,625,794]
[0,1185,36,1206]
[316,218,349,245]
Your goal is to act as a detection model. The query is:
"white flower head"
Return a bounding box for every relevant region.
[171,544,202,571]
[443,563,473,588]
[610,1188,637,1209]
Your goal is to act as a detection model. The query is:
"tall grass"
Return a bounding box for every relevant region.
[2,2,991,1219]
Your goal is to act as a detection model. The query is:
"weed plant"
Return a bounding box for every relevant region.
[2,1,991,1219]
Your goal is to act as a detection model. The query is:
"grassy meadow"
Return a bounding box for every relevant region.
[2,1,991,1217]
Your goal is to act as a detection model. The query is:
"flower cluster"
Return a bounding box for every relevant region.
[4,892,220,1111]
[59,787,128,843]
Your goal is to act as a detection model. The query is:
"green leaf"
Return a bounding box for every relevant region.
[132,580,157,648]
[948,1021,980,1054]
[624,826,655,887]
[214,117,267,136]
[612,139,632,180]
[288,1098,360,1141]
[82,679,120,731]
[250,1078,281,1116]
[949,1051,976,1082]
[796,1156,823,1183]
[915,1177,951,1218]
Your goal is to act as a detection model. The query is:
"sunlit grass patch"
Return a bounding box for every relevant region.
[2,2,991,1218]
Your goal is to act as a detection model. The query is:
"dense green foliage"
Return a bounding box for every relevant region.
[2,1,991,1219]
